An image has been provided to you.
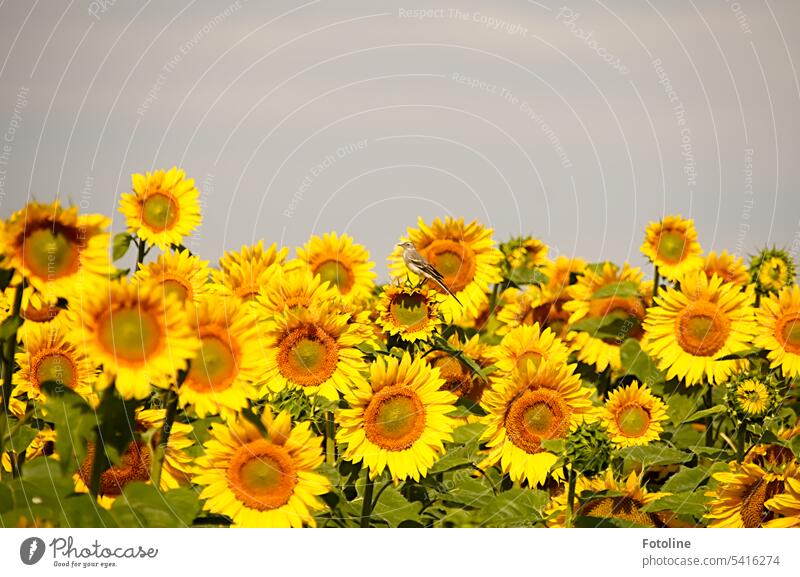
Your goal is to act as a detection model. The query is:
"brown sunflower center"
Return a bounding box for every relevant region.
[505,389,570,454]
[98,307,162,363]
[186,335,238,393]
[277,325,339,387]
[776,312,800,354]
[655,230,688,264]
[227,439,297,511]
[740,478,783,528]
[141,193,179,231]
[363,387,426,451]
[161,278,190,302]
[423,239,476,293]
[675,301,730,357]
[23,226,82,280]
[315,260,353,293]
[20,302,61,324]
[580,496,658,527]
[35,352,76,390]
[389,292,432,331]
[617,404,651,437]
[533,300,570,338]
[79,441,151,497]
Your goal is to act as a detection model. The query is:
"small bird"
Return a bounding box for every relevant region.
[398,240,463,306]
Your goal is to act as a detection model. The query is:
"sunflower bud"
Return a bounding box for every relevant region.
[566,421,612,477]
[725,375,778,423]
[749,247,796,295]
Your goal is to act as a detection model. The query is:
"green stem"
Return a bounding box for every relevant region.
[704,386,714,447]
[151,387,179,490]
[136,238,147,265]
[0,281,25,456]
[360,476,375,528]
[736,424,747,463]
[565,468,578,528]
[88,429,110,498]
[325,411,335,467]
[653,265,660,299]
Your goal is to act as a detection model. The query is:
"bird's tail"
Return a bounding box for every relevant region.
[429,277,463,307]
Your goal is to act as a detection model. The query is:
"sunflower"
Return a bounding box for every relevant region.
[1,428,57,476]
[211,242,288,303]
[564,262,647,372]
[71,278,199,399]
[0,201,110,307]
[13,323,96,403]
[136,408,195,490]
[337,353,458,482]
[388,217,502,323]
[640,215,704,281]
[706,445,798,528]
[262,303,368,401]
[754,285,800,378]
[726,376,775,421]
[480,360,594,486]
[134,249,211,304]
[15,296,72,343]
[489,322,571,377]
[193,409,330,527]
[178,296,262,419]
[642,271,756,386]
[602,381,668,448]
[547,470,678,528]
[75,440,152,509]
[749,247,796,295]
[254,267,339,323]
[704,251,749,287]
[495,285,542,335]
[375,284,442,342]
[296,232,376,305]
[426,333,492,402]
[765,476,800,528]
[502,236,549,269]
[542,256,586,296]
[119,167,201,250]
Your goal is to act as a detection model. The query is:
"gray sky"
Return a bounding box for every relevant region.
[1,0,799,279]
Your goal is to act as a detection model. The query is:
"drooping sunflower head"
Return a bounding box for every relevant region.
[704,251,749,287]
[0,201,110,306]
[296,232,376,305]
[602,380,668,448]
[337,352,459,481]
[489,322,571,377]
[193,409,330,527]
[725,375,777,422]
[643,271,757,385]
[427,333,492,402]
[749,247,796,295]
[76,439,151,504]
[133,248,211,304]
[480,359,595,486]
[71,278,199,399]
[178,295,262,419]
[119,167,201,250]
[375,284,442,342]
[501,235,549,270]
[211,242,288,304]
[640,215,704,281]
[388,217,503,323]
[135,408,195,490]
[254,266,339,323]
[755,284,800,378]
[706,461,788,528]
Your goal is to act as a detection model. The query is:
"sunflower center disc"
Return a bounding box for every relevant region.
[186,335,237,392]
[778,313,800,354]
[141,193,179,231]
[36,353,76,390]
[23,226,81,279]
[740,479,782,528]
[21,302,61,324]
[656,231,687,263]
[617,405,651,437]
[315,260,353,293]
[390,293,430,329]
[505,389,569,454]
[227,440,297,511]
[364,388,426,451]
[98,307,162,362]
[79,441,151,497]
[523,402,555,435]
[423,239,476,293]
[278,327,339,387]
[580,496,657,528]
[161,278,189,302]
[676,302,730,357]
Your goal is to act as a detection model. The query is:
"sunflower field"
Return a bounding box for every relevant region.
[1,167,800,529]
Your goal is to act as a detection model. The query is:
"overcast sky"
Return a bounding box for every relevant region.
[1,0,799,279]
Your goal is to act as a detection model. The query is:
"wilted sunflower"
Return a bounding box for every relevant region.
[765,476,800,528]
[0,201,110,307]
[14,323,96,403]
[178,296,262,419]
[704,251,749,287]
[254,267,338,323]
[427,333,492,402]
[296,232,376,305]
[754,285,800,378]
[643,271,756,386]
[547,470,678,528]
[388,216,502,323]
[262,303,368,400]
[134,249,211,304]
[706,445,798,528]
[337,353,458,482]
[640,215,704,281]
[71,278,199,399]
[375,284,442,342]
[119,167,201,250]
[480,360,594,486]
[211,241,288,303]
[602,381,667,448]
[489,322,570,377]
[193,409,330,527]
[749,247,796,295]
[565,262,647,372]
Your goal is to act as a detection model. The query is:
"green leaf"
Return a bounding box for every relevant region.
[619,339,664,384]
[620,444,692,470]
[476,488,548,527]
[0,483,13,514]
[569,313,630,337]
[451,422,485,445]
[371,486,422,527]
[60,494,118,528]
[5,424,39,455]
[442,476,494,508]
[591,281,641,300]
[507,267,548,286]
[42,389,96,475]
[680,405,726,424]
[110,483,200,527]
[428,443,477,475]
[642,491,707,517]
[717,348,763,361]
[0,315,22,339]
[112,232,133,261]
[790,435,800,460]
[95,389,141,462]
[660,466,713,493]
[0,268,13,290]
